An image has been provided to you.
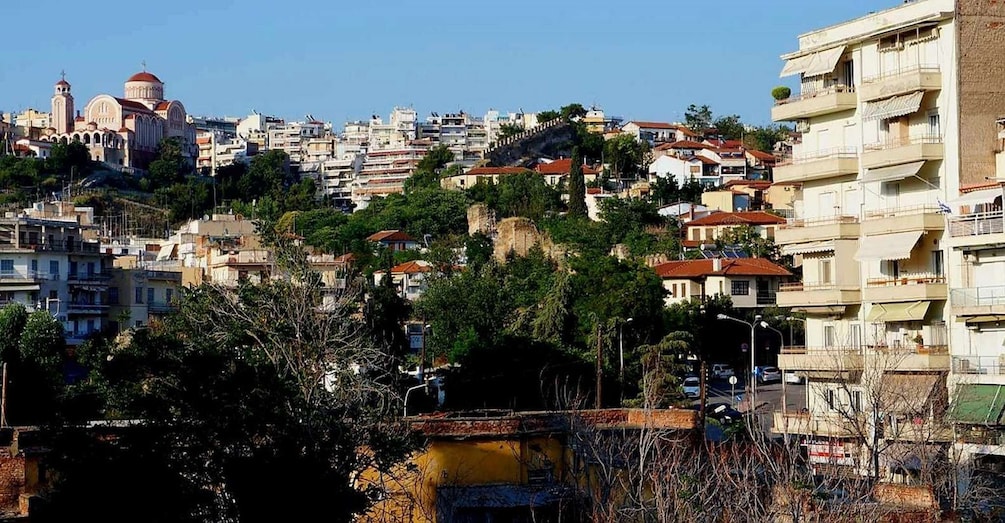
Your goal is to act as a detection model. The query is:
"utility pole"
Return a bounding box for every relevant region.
[595,322,603,409]
[698,360,707,427]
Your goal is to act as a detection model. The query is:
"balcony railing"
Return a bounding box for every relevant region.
[951,286,1005,308]
[67,272,111,282]
[774,85,856,106]
[864,134,943,151]
[779,282,841,292]
[948,211,1005,237]
[777,146,858,166]
[865,274,945,287]
[784,215,859,228]
[861,64,941,84]
[780,346,862,355]
[952,355,1005,376]
[756,290,777,305]
[864,204,942,219]
[0,270,49,281]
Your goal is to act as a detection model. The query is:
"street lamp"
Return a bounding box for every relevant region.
[717,313,763,412]
[418,324,431,384]
[619,317,633,385]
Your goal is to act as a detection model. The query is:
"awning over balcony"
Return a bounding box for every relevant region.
[947,188,1002,209]
[863,161,926,184]
[950,384,1005,425]
[157,243,177,261]
[862,91,925,121]
[959,315,1005,324]
[880,373,943,413]
[791,305,847,316]
[866,301,930,322]
[854,230,923,261]
[0,285,40,292]
[781,240,835,256]
[780,46,846,78]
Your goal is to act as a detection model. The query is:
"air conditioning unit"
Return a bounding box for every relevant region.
[795,120,810,133]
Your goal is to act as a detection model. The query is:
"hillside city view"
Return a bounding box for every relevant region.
[2,0,1005,521]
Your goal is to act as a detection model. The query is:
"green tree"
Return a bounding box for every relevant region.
[46,141,91,178]
[240,150,289,201]
[744,124,791,153]
[684,104,713,133]
[603,134,648,180]
[537,110,560,124]
[464,233,494,271]
[416,144,454,173]
[560,103,587,121]
[146,138,187,189]
[712,115,745,141]
[567,147,587,218]
[633,332,693,408]
[0,306,67,425]
[497,123,524,139]
[495,171,562,221]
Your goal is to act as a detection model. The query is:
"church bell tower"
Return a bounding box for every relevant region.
[51,72,74,134]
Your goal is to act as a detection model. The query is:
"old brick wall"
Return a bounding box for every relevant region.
[0,449,25,514]
[957,0,1005,185]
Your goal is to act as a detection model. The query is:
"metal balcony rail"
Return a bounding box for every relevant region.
[779,282,850,292]
[952,355,1005,376]
[774,84,855,106]
[864,204,943,219]
[948,210,1004,237]
[780,346,862,355]
[864,134,943,151]
[865,274,945,287]
[777,146,858,166]
[862,64,941,84]
[950,286,1005,307]
[784,214,859,228]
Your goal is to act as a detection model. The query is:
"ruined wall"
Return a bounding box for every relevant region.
[466,203,494,237]
[957,0,1005,185]
[494,217,542,261]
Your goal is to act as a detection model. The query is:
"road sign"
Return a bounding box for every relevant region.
[728,376,738,385]
[409,335,424,351]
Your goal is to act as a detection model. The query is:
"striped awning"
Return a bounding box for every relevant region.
[781,240,835,256]
[866,301,931,322]
[854,231,923,261]
[863,161,926,184]
[780,46,846,78]
[862,92,925,121]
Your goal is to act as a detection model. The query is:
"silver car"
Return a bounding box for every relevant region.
[683,376,701,398]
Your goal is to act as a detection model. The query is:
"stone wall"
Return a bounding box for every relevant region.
[493,217,543,261]
[957,0,1005,185]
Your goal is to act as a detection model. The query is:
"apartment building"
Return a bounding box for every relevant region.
[770,0,1005,475]
[0,201,110,344]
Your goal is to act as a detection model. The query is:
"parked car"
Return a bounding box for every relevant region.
[784,371,805,384]
[682,376,701,398]
[712,363,734,379]
[705,402,743,424]
[755,366,781,384]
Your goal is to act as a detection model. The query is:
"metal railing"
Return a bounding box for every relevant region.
[67,272,111,282]
[0,269,50,281]
[777,146,858,166]
[26,240,101,254]
[863,134,943,151]
[862,64,941,84]
[865,274,945,287]
[948,211,1005,237]
[952,355,1005,376]
[775,84,855,106]
[780,346,862,355]
[864,204,942,219]
[951,286,1005,308]
[779,282,850,292]
[756,290,777,305]
[783,215,858,228]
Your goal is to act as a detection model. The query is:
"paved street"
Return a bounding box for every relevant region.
[693,377,806,414]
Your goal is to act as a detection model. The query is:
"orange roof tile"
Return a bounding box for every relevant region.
[127,71,163,83]
[626,121,675,129]
[747,150,775,161]
[655,258,791,278]
[665,140,708,150]
[464,166,532,176]
[685,211,786,227]
[535,158,600,175]
[390,260,432,274]
[366,230,417,243]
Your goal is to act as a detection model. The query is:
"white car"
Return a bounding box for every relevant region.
[712,364,734,379]
[755,366,781,384]
[683,376,701,398]
[784,371,805,384]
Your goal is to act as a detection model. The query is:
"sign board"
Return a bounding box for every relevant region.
[740,342,749,353]
[803,439,855,466]
[409,335,424,351]
[728,376,738,385]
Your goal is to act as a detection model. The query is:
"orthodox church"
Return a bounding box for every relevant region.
[41,69,196,170]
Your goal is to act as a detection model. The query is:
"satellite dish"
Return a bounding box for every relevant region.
[699,244,706,251]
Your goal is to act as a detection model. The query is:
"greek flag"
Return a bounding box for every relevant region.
[937,200,951,215]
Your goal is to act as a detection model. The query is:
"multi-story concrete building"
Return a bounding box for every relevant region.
[770,0,1005,475]
[0,201,110,344]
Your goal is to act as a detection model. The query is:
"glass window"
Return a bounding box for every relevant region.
[135,287,144,304]
[731,280,750,296]
[0,260,13,275]
[49,261,59,278]
[108,287,120,305]
[166,288,174,303]
[147,287,154,305]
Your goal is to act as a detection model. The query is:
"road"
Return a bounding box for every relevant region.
[693,376,807,429]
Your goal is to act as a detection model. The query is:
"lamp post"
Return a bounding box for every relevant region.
[418,323,431,384]
[717,313,763,413]
[619,317,633,386]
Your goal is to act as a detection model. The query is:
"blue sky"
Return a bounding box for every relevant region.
[4,0,891,127]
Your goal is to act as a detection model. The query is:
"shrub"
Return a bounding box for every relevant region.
[771,86,792,101]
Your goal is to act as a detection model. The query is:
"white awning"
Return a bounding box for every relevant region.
[156,243,177,261]
[948,188,1002,208]
[863,161,926,184]
[854,231,923,261]
[0,285,40,292]
[862,91,925,121]
[781,240,835,256]
[780,46,846,78]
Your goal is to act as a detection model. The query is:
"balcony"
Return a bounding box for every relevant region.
[776,282,862,307]
[66,272,111,285]
[863,275,947,303]
[859,65,942,102]
[772,411,857,438]
[771,85,858,121]
[869,344,950,371]
[773,147,859,183]
[66,301,109,314]
[952,286,1005,317]
[776,215,859,245]
[147,301,176,315]
[948,211,1005,247]
[862,205,945,236]
[19,240,101,254]
[0,270,47,284]
[756,289,777,306]
[952,355,1005,377]
[778,346,864,371]
[862,136,943,169]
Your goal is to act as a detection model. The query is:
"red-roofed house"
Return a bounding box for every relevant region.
[655,257,791,308]
[682,211,786,250]
[367,230,420,252]
[648,154,720,189]
[441,166,535,190]
[621,122,699,143]
[535,158,600,185]
[373,260,433,300]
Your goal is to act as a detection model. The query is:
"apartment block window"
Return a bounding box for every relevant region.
[826,389,836,410]
[820,259,832,285]
[147,287,155,305]
[0,260,12,276]
[932,250,944,277]
[49,261,59,278]
[135,287,144,304]
[850,390,862,413]
[108,287,120,305]
[928,111,941,139]
[731,280,750,296]
[166,288,174,304]
[30,260,37,276]
[885,260,901,279]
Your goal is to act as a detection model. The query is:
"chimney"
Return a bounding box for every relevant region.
[712,257,722,272]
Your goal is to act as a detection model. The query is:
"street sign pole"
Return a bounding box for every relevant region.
[729,375,738,408]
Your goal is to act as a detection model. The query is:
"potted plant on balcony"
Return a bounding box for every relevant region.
[772,86,792,102]
[912,333,925,352]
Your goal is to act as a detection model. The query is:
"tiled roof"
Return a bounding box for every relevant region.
[692,156,719,165]
[464,167,532,176]
[367,230,417,243]
[655,258,791,278]
[665,140,708,150]
[685,211,786,227]
[154,101,171,111]
[747,150,775,161]
[535,158,600,175]
[725,180,772,189]
[626,121,675,129]
[390,260,432,274]
[115,98,154,113]
[126,71,163,83]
